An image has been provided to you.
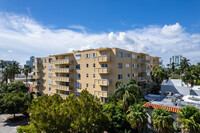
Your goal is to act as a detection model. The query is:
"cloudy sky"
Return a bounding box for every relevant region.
[0,0,200,65]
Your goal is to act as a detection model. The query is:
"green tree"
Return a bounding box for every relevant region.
[180,57,190,73]
[0,91,31,117]
[114,79,141,110]
[177,106,200,133]
[7,61,21,82]
[0,60,7,73]
[102,100,132,132]
[18,90,109,133]
[22,65,32,84]
[151,108,174,133]
[126,104,148,133]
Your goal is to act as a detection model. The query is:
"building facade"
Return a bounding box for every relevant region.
[32,48,161,102]
[26,56,35,69]
[170,55,183,67]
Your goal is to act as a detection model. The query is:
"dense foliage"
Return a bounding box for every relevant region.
[18,90,109,133]
[0,82,31,117]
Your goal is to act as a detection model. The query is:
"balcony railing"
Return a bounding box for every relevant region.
[32,75,40,79]
[94,55,110,62]
[94,91,108,98]
[94,79,110,86]
[94,67,110,74]
[50,76,72,82]
[50,85,70,91]
[50,68,72,73]
[139,59,150,63]
[52,59,70,64]
[141,68,150,72]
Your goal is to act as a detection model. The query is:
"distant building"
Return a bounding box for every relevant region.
[26,56,35,69]
[170,55,183,67]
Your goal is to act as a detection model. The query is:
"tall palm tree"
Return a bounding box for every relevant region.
[0,60,7,73]
[126,104,148,133]
[151,108,174,133]
[180,57,190,73]
[182,65,200,94]
[2,67,9,84]
[177,106,200,133]
[22,65,32,84]
[114,79,141,110]
[151,66,168,87]
[7,61,21,82]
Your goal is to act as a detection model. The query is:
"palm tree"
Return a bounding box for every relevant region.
[182,65,200,94]
[180,57,190,74]
[7,61,21,82]
[22,65,32,84]
[126,104,148,133]
[151,108,174,133]
[171,62,175,73]
[177,106,200,133]
[114,79,141,110]
[151,66,168,87]
[2,67,9,84]
[0,60,7,73]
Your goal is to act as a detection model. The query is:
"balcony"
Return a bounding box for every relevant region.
[50,68,72,73]
[94,79,110,86]
[50,76,72,82]
[52,59,70,65]
[59,93,69,99]
[140,68,150,73]
[94,67,110,74]
[140,76,150,81]
[94,55,110,62]
[50,85,70,91]
[139,59,150,64]
[94,91,108,98]
[32,75,40,79]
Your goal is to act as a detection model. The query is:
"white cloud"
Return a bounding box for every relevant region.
[68,25,86,32]
[0,12,200,65]
[8,50,13,53]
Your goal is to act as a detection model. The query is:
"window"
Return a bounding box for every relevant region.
[132,74,135,77]
[125,53,131,58]
[132,64,136,68]
[44,59,47,63]
[48,65,52,70]
[102,86,108,91]
[49,80,52,85]
[93,74,95,78]
[49,87,52,91]
[49,58,52,63]
[64,91,70,95]
[92,53,97,57]
[86,74,89,78]
[48,73,52,77]
[101,64,108,67]
[137,64,140,68]
[118,74,123,80]
[117,51,124,58]
[76,64,80,69]
[93,84,95,88]
[126,64,130,68]
[75,54,81,60]
[118,63,123,69]
[85,53,90,58]
[93,63,95,67]
[100,51,108,55]
[132,54,136,58]
[126,74,130,78]
[65,56,69,59]
[86,84,89,88]
[86,64,89,68]
[76,73,81,79]
[76,82,81,88]
[76,91,80,96]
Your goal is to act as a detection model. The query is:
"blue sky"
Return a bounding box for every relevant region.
[0,0,200,65]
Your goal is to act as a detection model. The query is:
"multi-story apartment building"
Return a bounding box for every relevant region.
[170,55,183,67]
[32,48,161,103]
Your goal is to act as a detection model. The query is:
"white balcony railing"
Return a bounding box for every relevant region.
[94,55,110,62]
[52,59,70,64]
[94,79,110,86]
[94,67,109,74]
[94,91,108,98]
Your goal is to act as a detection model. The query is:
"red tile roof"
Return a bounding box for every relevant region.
[143,102,180,113]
